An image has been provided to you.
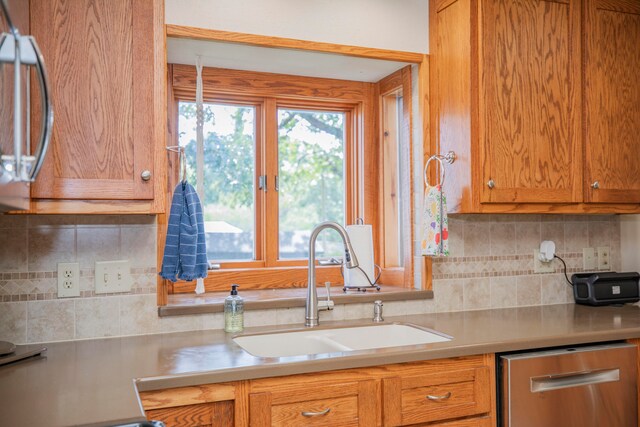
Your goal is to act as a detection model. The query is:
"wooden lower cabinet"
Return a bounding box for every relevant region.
[249,374,379,427]
[139,382,248,427]
[139,355,495,427]
[146,401,234,427]
[382,362,491,426]
[426,416,492,427]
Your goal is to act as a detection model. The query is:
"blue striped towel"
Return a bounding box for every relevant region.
[160,182,208,282]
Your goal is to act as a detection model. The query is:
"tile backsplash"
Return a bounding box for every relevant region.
[0,215,158,344]
[432,214,621,312]
[0,214,622,344]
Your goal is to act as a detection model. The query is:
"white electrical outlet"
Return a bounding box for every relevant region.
[534,249,555,273]
[583,247,597,270]
[597,246,611,270]
[95,260,132,294]
[57,262,80,298]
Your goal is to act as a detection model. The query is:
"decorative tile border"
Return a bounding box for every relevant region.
[432,252,591,280]
[0,267,157,302]
[0,272,56,280]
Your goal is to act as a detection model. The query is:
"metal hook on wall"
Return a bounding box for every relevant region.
[424,151,456,187]
[166,146,187,184]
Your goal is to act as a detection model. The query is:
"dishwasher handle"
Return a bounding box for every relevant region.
[531,368,620,393]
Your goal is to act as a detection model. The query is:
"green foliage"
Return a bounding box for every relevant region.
[277,111,345,231]
[178,103,345,236]
[179,103,255,210]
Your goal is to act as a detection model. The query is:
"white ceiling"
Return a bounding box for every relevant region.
[166,37,410,83]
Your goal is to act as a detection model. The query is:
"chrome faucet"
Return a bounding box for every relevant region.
[306,221,359,327]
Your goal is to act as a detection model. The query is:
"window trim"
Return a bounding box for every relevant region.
[161,64,414,295]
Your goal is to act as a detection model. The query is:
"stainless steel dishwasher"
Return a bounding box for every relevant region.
[501,343,637,427]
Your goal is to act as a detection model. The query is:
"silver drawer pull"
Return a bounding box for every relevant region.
[531,368,619,393]
[301,408,331,417]
[426,391,452,401]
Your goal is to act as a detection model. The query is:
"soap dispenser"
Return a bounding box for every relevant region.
[224,284,244,333]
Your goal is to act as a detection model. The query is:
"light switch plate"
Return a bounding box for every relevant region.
[95,260,132,294]
[597,246,611,270]
[534,250,555,273]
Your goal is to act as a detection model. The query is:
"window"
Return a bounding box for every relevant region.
[381,90,406,267]
[177,101,352,266]
[178,102,257,261]
[277,108,346,259]
[167,64,413,292]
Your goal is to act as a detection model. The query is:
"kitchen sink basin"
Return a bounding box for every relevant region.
[233,323,452,358]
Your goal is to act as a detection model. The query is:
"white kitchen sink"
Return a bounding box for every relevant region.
[233,323,452,358]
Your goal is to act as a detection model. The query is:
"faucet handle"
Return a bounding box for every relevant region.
[324,282,331,301]
[318,282,334,311]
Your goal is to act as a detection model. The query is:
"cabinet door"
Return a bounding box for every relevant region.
[480,0,582,204]
[29,0,160,200]
[249,378,378,427]
[584,0,640,203]
[146,401,234,427]
[139,383,247,427]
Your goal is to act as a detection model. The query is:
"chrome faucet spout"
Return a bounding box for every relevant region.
[306,221,359,327]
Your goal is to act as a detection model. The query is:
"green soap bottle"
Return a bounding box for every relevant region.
[224,284,244,333]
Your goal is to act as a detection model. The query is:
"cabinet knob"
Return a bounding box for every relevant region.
[591,181,599,189]
[487,179,495,189]
[140,170,152,182]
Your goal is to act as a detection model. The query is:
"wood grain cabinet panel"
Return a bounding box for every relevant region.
[139,356,495,427]
[28,0,164,210]
[248,377,378,427]
[146,401,234,427]
[139,382,248,427]
[584,0,640,203]
[433,0,582,212]
[432,0,640,213]
[382,366,491,426]
[480,0,582,204]
[424,416,493,427]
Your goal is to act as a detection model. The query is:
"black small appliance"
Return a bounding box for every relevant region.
[571,272,640,306]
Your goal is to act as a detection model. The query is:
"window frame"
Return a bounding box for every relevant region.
[167,65,371,292]
[174,96,359,271]
[161,64,416,297]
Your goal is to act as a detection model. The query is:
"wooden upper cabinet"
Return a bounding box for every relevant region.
[584,0,640,204]
[432,0,640,213]
[480,0,582,204]
[29,0,165,209]
[433,0,582,212]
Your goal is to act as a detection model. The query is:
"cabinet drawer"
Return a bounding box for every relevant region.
[383,366,491,426]
[249,377,378,427]
[139,383,238,427]
[271,395,359,426]
[146,401,233,427]
[427,416,493,427]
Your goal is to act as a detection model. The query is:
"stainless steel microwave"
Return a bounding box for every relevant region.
[0,0,52,212]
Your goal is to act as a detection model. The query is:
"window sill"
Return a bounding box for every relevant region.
[158,285,433,317]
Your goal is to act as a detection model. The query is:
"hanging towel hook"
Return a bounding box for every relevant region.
[166,145,187,184]
[424,151,456,187]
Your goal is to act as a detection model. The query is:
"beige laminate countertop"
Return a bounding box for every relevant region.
[2,304,640,427]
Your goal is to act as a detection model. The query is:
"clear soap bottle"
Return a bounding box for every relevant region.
[224,284,244,333]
